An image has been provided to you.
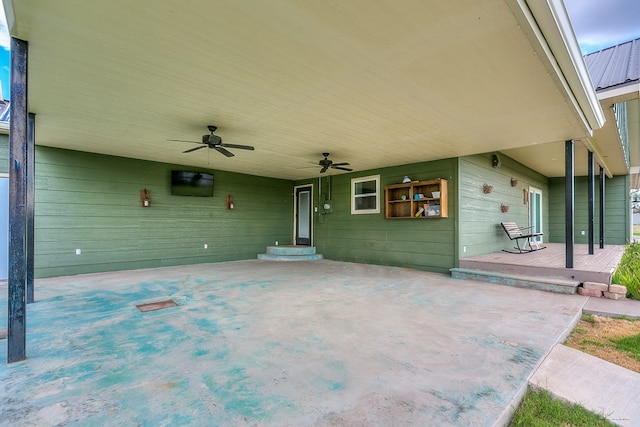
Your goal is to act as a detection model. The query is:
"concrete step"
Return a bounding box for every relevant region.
[258,245,323,261]
[450,268,579,294]
[265,245,317,256]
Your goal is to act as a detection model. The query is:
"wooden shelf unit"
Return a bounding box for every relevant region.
[384,179,448,219]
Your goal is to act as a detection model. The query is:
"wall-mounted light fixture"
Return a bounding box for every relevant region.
[140,189,151,207]
[483,183,493,194]
[511,177,518,187]
[226,194,234,210]
[492,154,501,168]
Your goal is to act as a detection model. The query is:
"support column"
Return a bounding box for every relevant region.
[599,166,605,249]
[27,113,35,304]
[8,38,29,363]
[588,151,594,255]
[565,140,574,269]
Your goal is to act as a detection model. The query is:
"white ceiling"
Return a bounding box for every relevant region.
[5,0,606,180]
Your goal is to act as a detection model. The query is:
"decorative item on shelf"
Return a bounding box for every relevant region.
[402,176,411,183]
[501,203,510,213]
[432,191,440,198]
[511,177,518,187]
[401,195,407,200]
[139,189,151,207]
[226,194,234,210]
[483,183,493,194]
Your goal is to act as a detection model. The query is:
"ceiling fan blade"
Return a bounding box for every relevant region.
[215,146,235,157]
[221,143,255,151]
[168,139,201,143]
[333,166,353,171]
[332,162,350,167]
[183,145,207,153]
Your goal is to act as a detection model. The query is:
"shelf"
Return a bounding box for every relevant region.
[384,178,448,219]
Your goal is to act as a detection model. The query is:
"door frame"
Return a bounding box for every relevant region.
[529,186,543,243]
[293,184,313,246]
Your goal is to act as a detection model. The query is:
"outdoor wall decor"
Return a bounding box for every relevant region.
[501,203,510,213]
[511,177,518,187]
[483,183,493,194]
[523,189,529,205]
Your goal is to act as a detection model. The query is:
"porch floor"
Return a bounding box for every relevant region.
[459,243,626,284]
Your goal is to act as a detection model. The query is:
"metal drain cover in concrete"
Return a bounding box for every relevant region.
[136,299,178,312]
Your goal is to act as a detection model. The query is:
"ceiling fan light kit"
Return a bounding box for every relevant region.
[170,125,255,157]
[317,152,353,174]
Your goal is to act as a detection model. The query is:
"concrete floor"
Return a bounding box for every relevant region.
[0,260,587,426]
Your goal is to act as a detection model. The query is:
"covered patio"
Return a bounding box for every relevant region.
[459,243,626,284]
[0,260,587,426]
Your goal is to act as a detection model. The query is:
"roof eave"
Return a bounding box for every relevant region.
[507,0,606,136]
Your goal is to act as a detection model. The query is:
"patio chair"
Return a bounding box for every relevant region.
[500,222,545,254]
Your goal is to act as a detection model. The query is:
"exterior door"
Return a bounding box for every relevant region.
[529,187,543,243]
[295,185,312,246]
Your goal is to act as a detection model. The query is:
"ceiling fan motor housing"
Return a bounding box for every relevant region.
[203,134,222,145]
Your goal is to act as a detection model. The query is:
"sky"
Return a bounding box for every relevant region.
[0,2,638,100]
[564,0,640,54]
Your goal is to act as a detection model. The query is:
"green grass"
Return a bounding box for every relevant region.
[510,388,615,426]
[611,242,640,299]
[610,333,640,362]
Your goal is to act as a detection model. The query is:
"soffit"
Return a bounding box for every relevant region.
[502,99,633,178]
[7,0,594,180]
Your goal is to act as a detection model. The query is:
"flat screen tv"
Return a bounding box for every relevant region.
[171,171,214,197]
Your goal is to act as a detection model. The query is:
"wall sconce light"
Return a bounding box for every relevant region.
[501,203,510,213]
[483,183,493,194]
[492,154,501,168]
[511,177,518,187]
[140,189,151,207]
[226,194,234,210]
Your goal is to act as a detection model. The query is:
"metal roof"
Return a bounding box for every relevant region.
[584,38,640,91]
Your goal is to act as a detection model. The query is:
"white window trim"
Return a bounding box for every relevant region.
[351,175,380,214]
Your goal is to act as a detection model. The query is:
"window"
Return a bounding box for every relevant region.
[351,175,380,214]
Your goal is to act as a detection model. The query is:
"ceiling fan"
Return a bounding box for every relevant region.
[169,125,255,157]
[317,152,353,173]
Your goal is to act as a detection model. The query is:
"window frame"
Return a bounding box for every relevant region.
[350,175,380,215]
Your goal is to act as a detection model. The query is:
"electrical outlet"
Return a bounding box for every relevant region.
[581,230,585,236]
[75,248,81,255]
[463,246,467,253]
[204,244,208,249]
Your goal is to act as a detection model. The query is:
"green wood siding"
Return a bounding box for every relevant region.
[34,147,293,278]
[458,154,549,257]
[296,159,458,274]
[548,175,630,245]
[0,133,7,174]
